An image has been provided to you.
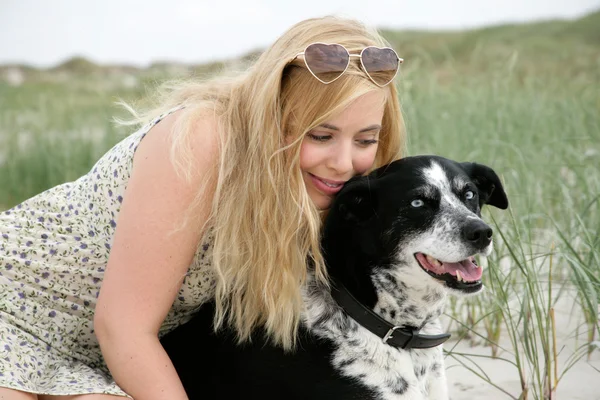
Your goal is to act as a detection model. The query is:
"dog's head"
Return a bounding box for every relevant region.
[322,155,508,302]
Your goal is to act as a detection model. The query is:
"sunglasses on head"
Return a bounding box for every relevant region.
[291,42,403,87]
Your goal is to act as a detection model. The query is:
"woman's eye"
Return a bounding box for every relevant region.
[307,133,331,142]
[357,139,379,146]
[465,191,475,200]
[411,199,424,208]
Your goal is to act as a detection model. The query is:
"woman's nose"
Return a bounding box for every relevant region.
[327,142,354,174]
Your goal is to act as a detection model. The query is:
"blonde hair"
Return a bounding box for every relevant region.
[122,16,405,349]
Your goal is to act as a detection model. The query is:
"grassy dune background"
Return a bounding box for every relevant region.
[1,10,599,399]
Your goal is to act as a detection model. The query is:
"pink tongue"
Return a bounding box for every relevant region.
[441,258,482,281]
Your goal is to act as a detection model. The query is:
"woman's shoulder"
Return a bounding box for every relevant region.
[136,106,221,174]
[125,105,221,222]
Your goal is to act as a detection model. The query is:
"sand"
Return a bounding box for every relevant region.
[445,293,600,399]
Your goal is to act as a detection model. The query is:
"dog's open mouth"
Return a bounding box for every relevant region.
[414,252,483,292]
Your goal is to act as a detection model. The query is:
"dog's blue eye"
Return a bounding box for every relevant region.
[465,191,475,200]
[411,199,424,208]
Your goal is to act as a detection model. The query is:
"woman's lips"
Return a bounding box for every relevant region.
[308,173,345,195]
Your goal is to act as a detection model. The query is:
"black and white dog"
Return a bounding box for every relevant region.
[160,155,508,400]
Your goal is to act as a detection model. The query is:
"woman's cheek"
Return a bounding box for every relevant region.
[357,147,379,173]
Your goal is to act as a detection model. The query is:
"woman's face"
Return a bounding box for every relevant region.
[299,90,386,210]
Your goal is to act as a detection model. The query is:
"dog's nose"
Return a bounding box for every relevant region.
[462,220,493,249]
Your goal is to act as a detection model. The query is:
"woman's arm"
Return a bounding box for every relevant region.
[94,110,219,399]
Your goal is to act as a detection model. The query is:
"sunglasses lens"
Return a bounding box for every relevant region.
[361,47,400,86]
[304,43,349,84]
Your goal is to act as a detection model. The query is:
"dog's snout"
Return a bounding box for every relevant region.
[462,220,493,249]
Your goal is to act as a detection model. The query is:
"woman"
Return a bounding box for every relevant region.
[0,15,405,400]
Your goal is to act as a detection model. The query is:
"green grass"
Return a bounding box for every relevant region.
[0,81,135,207]
[1,11,599,399]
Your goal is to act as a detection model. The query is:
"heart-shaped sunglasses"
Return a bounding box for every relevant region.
[291,42,403,87]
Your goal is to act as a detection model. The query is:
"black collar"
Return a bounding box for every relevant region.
[330,279,451,350]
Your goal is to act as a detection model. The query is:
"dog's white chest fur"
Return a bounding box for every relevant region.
[331,327,446,399]
[304,289,448,400]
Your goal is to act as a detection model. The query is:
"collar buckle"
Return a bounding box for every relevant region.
[383,326,419,349]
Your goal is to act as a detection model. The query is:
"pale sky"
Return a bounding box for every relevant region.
[1,0,598,67]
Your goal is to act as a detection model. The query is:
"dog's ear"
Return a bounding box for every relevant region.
[336,180,378,224]
[460,162,509,210]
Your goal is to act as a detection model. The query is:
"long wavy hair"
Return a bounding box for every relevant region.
[121,16,405,349]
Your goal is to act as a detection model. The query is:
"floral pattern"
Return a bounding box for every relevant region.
[0,109,216,396]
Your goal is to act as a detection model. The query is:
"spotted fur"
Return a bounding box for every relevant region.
[160,155,508,400]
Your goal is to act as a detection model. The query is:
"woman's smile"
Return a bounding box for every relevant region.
[307,173,346,196]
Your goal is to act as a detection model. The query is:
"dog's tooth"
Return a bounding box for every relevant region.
[426,255,442,267]
[456,270,463,282]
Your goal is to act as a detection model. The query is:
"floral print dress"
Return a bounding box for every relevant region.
[0,108,216,397]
